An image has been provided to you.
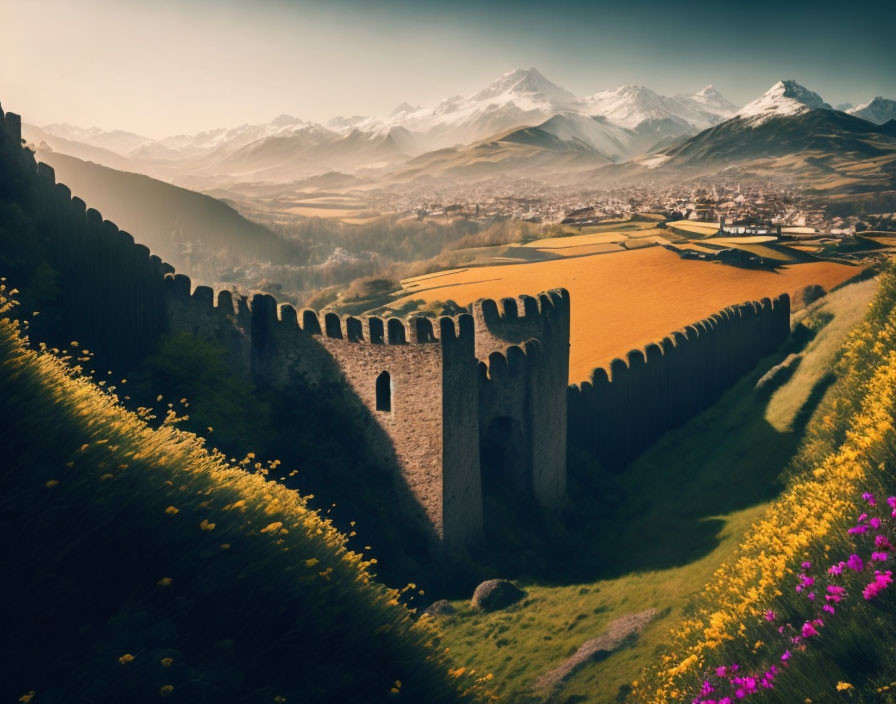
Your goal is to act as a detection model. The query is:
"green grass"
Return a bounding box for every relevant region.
[436,279,878,704]
[0,291,482,704]
[634,264,896,703]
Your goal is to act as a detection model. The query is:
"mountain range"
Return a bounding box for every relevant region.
[19,69,896,190]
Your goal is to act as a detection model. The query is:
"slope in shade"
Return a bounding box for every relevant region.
[0,305,479,704]
[32,149,305,276]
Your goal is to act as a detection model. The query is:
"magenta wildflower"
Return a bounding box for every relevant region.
[826,584,847,602]
[829,562,844,576]
[859,512,869,522]
[823,604,836,614]
[781,650,791,662]
[715,666,727,678]
[764,610,775,622]
[888,496,896,509]
[848,524,870,535]
[871,516,882,530]
[732,676,758,699]
[807,592,816,600]
[701,680,714,696]
[801,561,812,570]
[846,554,864,572]
[801,575,815,587]
[801,621,820,638]
[863,492,876,506]
[863,570,894,600]
[872,551,889,562]
[875,534,891,549]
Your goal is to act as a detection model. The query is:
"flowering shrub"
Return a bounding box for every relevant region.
[689,491,895,703]
[634,267,896,703]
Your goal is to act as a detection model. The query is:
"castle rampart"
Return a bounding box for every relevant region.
[2,104,793,556]
[567,294,790,469]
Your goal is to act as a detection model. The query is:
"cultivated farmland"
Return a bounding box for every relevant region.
[396,246,860,383]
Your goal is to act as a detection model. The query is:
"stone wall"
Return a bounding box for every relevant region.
[0,103,791,557]
[1,107,489,552]
[472,290,570,507]
[567,294,791,469]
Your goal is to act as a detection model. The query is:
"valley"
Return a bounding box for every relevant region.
[4,6,896,700]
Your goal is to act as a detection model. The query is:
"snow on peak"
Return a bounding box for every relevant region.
[471,67,578,107]
[583,83,735,130]
[689,85,737,112]
[737,80,831,124]
[390,102,421,117]
[848,97,896,125]
[270,113,304,127]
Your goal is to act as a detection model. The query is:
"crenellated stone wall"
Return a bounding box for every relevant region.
[0,103,793,557]
[567,294,791,469]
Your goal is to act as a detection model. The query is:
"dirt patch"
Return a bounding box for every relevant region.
[534,609,657,699]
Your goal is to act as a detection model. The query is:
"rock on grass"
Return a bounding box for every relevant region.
[471,579,526,612]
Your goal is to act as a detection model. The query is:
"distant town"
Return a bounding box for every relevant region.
[364,180,890,235]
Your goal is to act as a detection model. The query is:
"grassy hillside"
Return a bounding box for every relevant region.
[395,246,859,383]
[0,287,484,704]
[635,267,896,702]
[434,278,877,703]
[33,149,305,277]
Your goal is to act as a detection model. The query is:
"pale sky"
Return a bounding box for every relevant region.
[1,0,894,138]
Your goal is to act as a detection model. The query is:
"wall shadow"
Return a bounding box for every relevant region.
[0,113,454,593]
[466,337,835,588]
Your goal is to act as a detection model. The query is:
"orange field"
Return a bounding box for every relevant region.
[397,247,861,383]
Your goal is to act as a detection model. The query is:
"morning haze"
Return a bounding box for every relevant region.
[2,0,893,136]
[3,0,896,702]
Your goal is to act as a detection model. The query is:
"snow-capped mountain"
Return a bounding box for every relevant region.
[637,80,896,178]
[736,80,831,125]
[133,115,334,160]
[681,85,739,122]
[848,97,896,125]
[35,68,740,174]
[529,113,636,161]
[349,67,583,152]
[41,123,152,154]
[582,84,735,132]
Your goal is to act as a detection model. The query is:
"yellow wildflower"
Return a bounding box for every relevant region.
[118,653,135,664]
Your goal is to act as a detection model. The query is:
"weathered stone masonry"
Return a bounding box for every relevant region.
[1,105,791,554]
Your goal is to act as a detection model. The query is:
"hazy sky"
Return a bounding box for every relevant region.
[2,0,894,138]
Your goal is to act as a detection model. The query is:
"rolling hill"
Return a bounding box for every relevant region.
[0,297,479,704]
[32,148,306,276]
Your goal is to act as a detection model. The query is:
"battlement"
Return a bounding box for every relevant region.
[161,269,477,353]
[475,288,570,329]
[1,107,22,144]
[0,103,793,558]
[569,293,790,469]
[477,339,544,382]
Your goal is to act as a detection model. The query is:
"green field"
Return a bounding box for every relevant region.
[435,278,878,703]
